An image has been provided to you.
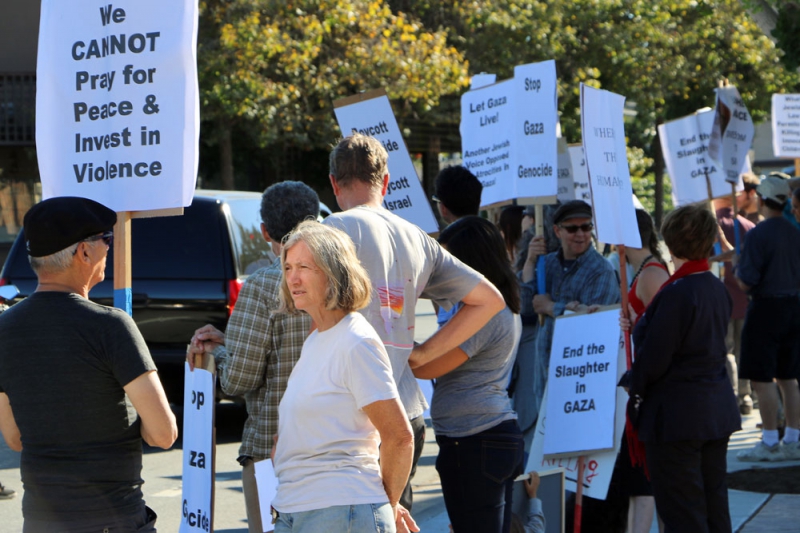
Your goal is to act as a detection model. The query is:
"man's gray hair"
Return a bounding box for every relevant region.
[260,181,319,242]
[29,243,79,275]
[329,133,388,190]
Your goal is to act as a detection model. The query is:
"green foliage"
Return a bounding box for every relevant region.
[772,2,800,70]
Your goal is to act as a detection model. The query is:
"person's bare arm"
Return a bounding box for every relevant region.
[362,398,417,531]
[411,348,469,379]
[124,370,178,449]
[636,266,670,309]
[409,279,503,368]
[0,393,21,451]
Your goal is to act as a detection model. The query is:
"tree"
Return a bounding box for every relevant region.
[197,0,468,188]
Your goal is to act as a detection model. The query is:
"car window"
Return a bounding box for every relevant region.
[224,198,276,276]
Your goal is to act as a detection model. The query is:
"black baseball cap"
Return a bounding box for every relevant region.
[23,197,116,257]
[553,200,593,225]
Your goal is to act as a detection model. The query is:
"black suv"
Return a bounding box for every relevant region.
[0,190,328,404]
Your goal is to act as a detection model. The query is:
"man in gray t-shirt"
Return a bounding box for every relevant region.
[325,133,504,520]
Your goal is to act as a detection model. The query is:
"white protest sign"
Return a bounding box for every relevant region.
[659,110,745,206]
[543,307,620,456]
[580,85,641,247]
[255,459,279,533]
[333,90,438,233]
[708,85,754,184]
[514,60,558,202]
[471,73,497,90]
[460,80,516,207]
[557,137,575,203]
[772,94,800,158]
[181,362,215,533]
[36,0,199,212]
[526,337,626,500]
[569,144,592,206]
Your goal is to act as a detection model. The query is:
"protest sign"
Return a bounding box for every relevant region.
[471,73,497,90]
[255,459,279,533]
[659,109,745,206]
[569,144,592,206]
[708,85,754,184]
[182,360,215,533]
[514,60,558,203]
[460,79,516,207]
[543,307,621,456]
[36,0,199,212]
[772,94,800,158]
[526,334,627,500]
[333,90,438,234]
[557,137,575,203]
[580,85,641,248]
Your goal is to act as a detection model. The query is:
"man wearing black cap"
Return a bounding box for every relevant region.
[0,197,177,532]
[521,200,620,426]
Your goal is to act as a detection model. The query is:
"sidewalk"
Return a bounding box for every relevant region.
[411,409,800,533]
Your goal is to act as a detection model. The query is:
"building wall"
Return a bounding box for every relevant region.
[0,1,40,72]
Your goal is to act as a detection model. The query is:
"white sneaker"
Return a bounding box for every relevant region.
[781,441,800,461]
[737,441,785,462]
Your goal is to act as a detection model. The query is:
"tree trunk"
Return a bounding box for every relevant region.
[219,119,235,190]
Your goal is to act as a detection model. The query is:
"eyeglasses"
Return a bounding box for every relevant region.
[86,231,114,247]
[431,195,441,204]
[558,223,593,234]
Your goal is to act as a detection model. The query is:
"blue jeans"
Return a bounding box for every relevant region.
[436,419,524,533]
[274,503,395,533]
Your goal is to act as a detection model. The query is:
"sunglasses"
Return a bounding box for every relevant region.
[431,195,441,204]
[558,223,593,234]
[84,231,114,247]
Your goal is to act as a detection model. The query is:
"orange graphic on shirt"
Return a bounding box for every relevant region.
[377,285,405,319]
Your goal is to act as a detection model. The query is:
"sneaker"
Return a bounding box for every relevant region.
[0,484,15,500]
[737,441,786,462]
[782,441,800,461]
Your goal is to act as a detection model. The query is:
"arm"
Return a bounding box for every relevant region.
[411,348,468,378]
[523,472,546,533]
[410,279,504,368]
[187,324,225,371]
[362,398,415,524]
[0,393,21,451]
[635,266,670,310]
[124,370,178,449]
[521,236,546,283]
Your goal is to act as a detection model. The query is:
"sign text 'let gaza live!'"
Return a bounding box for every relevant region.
[36,1,199,212]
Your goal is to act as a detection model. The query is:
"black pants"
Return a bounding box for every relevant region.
[399,415,426,511]
[23,505,157,533]
[645,437,732,533]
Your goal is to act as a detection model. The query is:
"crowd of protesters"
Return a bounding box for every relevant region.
[2,131,800,533]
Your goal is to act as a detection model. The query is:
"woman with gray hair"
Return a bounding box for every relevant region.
[272,221,417,533]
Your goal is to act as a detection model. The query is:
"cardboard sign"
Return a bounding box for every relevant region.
[514,60,558,203]
[333,90,438,233]
[181,361,215,533]
[708,85,754,183]
[659,109,745,206]
[569,144,592,206]
[772,94,800,158]
[543,308,620,456]
[580,85,641,248]
[460,79,516,207]
[525,338,627,500]
[511,469,565,533]
[36,0,199,212]
[557,137,575,203]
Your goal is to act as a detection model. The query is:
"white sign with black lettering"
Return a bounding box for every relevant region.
[543,307,620,456]
[580,85,641,247]
[772,94,800,158]
[36,0,199,211]
[181,362,215,533]
[708,85,754,184]
[569,144,592,206]
[557,137,575,203]
[333,90,438,233]
[514,60,558,202]
[460,80,516,207]
[659,110,744,206]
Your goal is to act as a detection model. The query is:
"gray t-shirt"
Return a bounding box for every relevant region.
[430,307,521,437]
[325,206,484,419]
[0,292,155,522]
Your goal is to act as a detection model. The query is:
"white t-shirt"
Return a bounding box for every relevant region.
[272,313,399,513]
[324,206,484,419]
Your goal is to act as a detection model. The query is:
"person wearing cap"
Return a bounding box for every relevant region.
[520,200,620,432]
[0,197,177,532]
[737,172,764,225]
[736,177,800,462]
[324,133,504,527]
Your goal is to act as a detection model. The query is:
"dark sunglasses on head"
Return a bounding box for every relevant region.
[558,223,593,234]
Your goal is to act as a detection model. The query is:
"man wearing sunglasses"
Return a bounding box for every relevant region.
[0,196,177,533]
[521,200,620,428]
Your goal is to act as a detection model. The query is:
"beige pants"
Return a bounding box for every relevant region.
[725,318,750,398]
[242,458,266,533]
